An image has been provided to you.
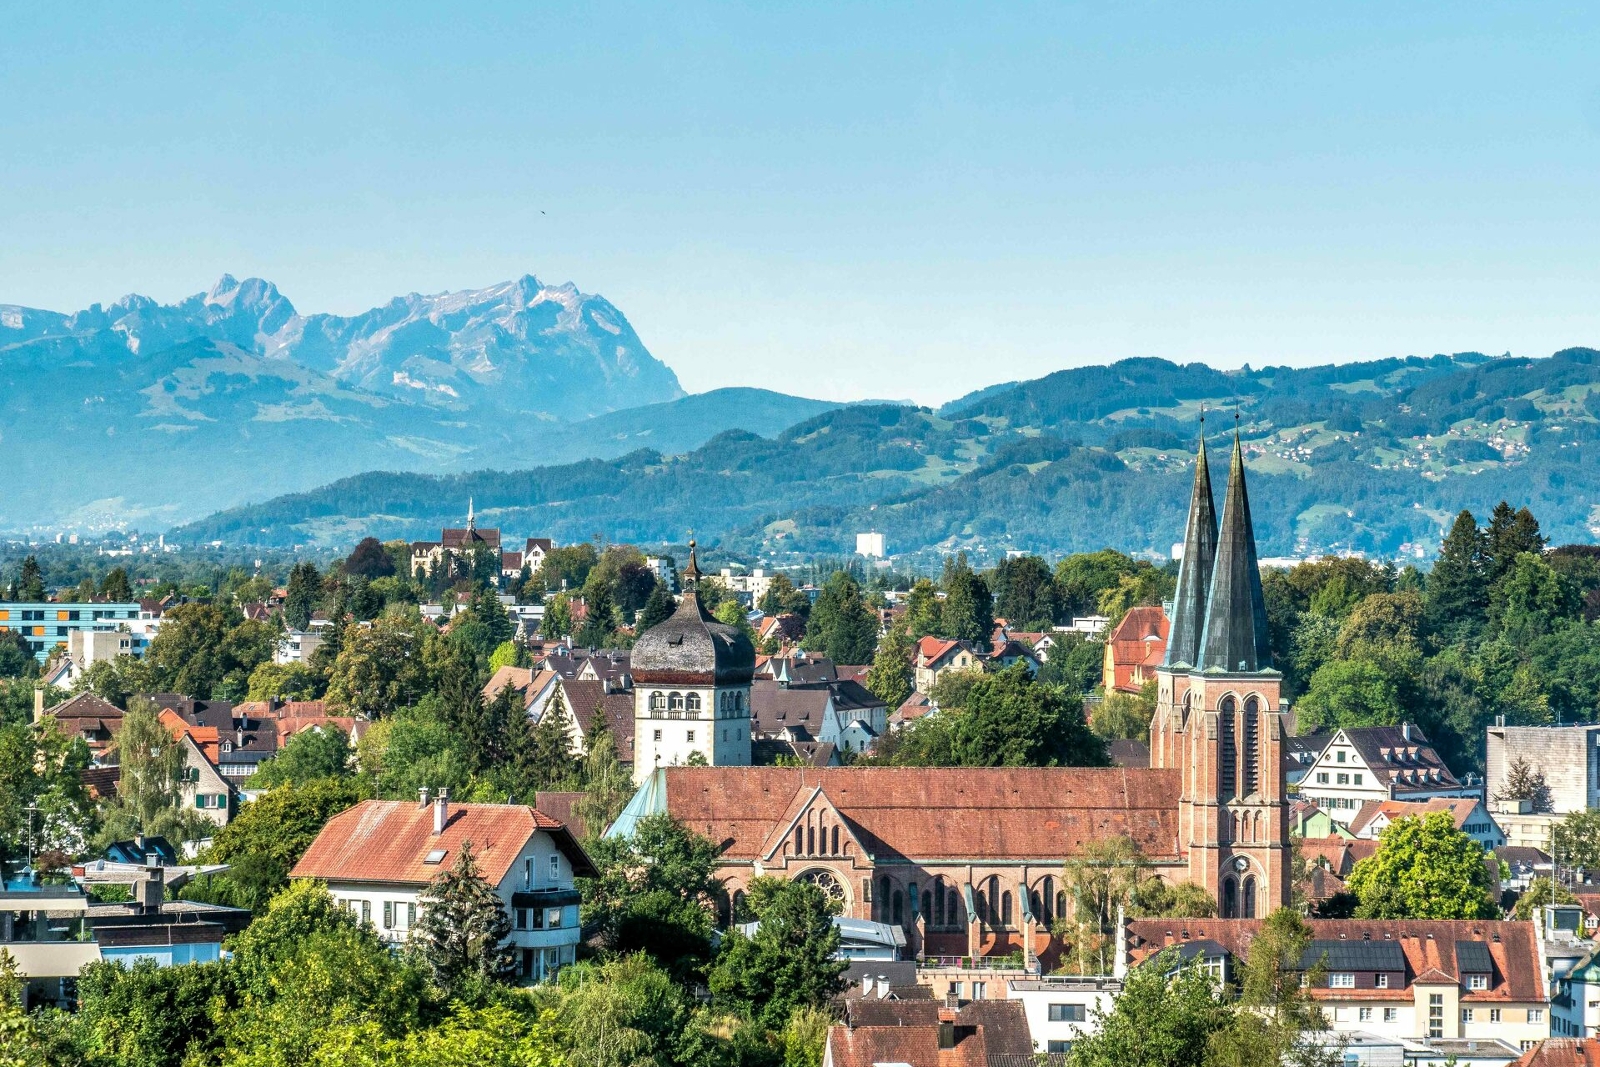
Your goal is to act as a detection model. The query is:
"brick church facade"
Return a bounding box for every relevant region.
[614,428,1289,962]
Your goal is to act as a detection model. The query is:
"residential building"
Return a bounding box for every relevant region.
[1297,724,1477,824]
[274,629,323,664]
[290,793,597,983]
[156,712,236,825]
[40,692,123,762]
[1285,731,1333,787]
[1007,976,1122,1054]
[735,915,906,961]
[0,863,248,1008]
[645,555,678,592]
[1507,1039,1600,1066]
[716,567,776,605]
[1125,918,1553,1053]
[150,697,279,783]
[750,675,888,755]
[913,636,979,694]
[1349,798,1505,851]
[553,676,636,766]
[614,430,1297,960]
[481,666,562,719]
[1100,605,1169,694]
[0,600,142,661]
[629,543,754,783]
[66,628,149,669]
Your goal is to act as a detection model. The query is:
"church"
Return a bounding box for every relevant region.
[614,428,1290,962]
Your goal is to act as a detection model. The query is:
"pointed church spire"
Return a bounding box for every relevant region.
[1162,423,1218,669]
[466,497,475,531]
[681,538,702,590]
[1197,431,1272,674]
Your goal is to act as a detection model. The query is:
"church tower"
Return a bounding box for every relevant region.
[1151,429,1290,918]
[629,542,755,784]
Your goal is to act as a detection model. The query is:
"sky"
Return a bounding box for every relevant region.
[3,2,1600,406]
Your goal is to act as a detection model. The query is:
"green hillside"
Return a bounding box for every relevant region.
[174,349,1600,561]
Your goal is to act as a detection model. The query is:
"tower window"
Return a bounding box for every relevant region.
[1218,696,1237,801]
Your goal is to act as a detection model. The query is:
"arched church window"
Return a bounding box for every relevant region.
[793,826,803,855]
[893,890,904,925]
[1030,890,1042,925]
[974,888,988,925]
[1242,695,1260,796]
[686,693,701,716]
[732,889,747,920]
[1241,876,1257,919]
[1042,876,1055,922]
[806,824,815,855]
[1222,877,1238,919]
[950,888,964,926]
[878,876,892,921]
[1218,695,1238,801]
[830,826,839,854]
[1056,891,1066,920]
[1000,891,1012,927]
[650,691,666,712]
[735,691,744,712]
[932,877,946,926]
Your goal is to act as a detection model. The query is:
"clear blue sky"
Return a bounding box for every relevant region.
[4,2,1600,405]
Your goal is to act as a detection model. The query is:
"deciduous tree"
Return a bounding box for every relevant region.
[1345,812,1498,919]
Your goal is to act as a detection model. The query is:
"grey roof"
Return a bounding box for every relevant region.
[1341,724,1461,791]
[1198,434,1273,674]
[631,589,755,684]
[1163,430,1217,670]
[1455,939,1494,974]
[1301,939,1406,972]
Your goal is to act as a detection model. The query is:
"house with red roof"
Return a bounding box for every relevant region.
[291,792,596,983]
[913,637,979,694]
[1099,605,1168,694]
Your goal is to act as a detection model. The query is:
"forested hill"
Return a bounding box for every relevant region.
[174,348,1600,561]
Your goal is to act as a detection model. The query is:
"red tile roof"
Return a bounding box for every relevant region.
[1511,1039,1600,1067]
[655,766,1182,863]
[1297,835,1378,877]
[1127,918,1545,1003]
[827,1002,1030,1067]
[1348,797,1480,838]
[291,799,596,886]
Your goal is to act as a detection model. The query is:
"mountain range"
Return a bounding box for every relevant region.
[0,277,842,529]
[174,347,1600,563]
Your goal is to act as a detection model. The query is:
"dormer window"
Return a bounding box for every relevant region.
[221,741,233,753]
[1466,973,1488,990]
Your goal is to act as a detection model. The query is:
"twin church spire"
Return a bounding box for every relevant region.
[1163,422,1272,675]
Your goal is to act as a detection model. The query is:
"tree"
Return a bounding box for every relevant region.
[1512,877,1578,921]
[13,556,45,602]
[887,664,1106,768]
[1058,836,1151,975]
[344,536,397,580]
[325,611,431,717]
[1053,550,1143,620]
[864,618,914,709]
[902,578,942,639]
[185,775,368,912]
[574,717,634,842]
[99,566,134,602]
[449,586,516,660]
[245,660,321,702]
[1485,501,1545,585]
[248,725,352,789]
[1552,809,1600,871]
[805,571,878,664]
[635,585,676,633]
[73,955,235,1067]
[990,554,1058,629]
[143,603,237,698]
[1426,510,1487,636]
[0,718,95,857]
[526,687,581,791]
[709,879,846,1030]
[581,813,722,983]
[1494,758,1552,814]
[1209,908,1336,1067]
[759,574,811,619]
[551,954,693,1067]
[940,553,994,649]
[102,699,197,843]
[1294,658,1405,731]
[1038,632,1104,692]
[1489,552,1581,643]
[1345,812,1498,919]
[411,841,516,989]
[542,594,574,639]
[1066,948,1231,1067]
[284,562,322,632]
[1090,680,1155,743]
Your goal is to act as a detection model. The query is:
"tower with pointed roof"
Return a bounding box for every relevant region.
[1150,427,1290,918]
[629,541,755,784]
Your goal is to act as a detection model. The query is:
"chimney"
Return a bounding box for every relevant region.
[235,728,245,748]
[135,867,164,913]
[1402,722,1412,742]
[433,789,449,835]
[32,686,44,723]
[862,975,873,996]
[419,787,431,809]
[876,976,889,999]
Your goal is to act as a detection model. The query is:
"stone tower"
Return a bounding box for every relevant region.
[1151,430,1290,918]
[629,542,754,784]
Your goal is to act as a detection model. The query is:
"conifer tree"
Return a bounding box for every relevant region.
[99,567,134,602]
[575,582,616,649]
[1486,501,1546,585]
[940,553,994,649]
[412,842,516,988]
[283,562,321,632]
[529,687,580,789]
[1426,510,1487,636]
[635,584,676,633]
[865,618,914,709]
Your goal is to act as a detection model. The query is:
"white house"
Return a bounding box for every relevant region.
[1348,798,1505,851]
[1296,724,1478,825]
[290,793,597,983]
[1007,976,1122,1054]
